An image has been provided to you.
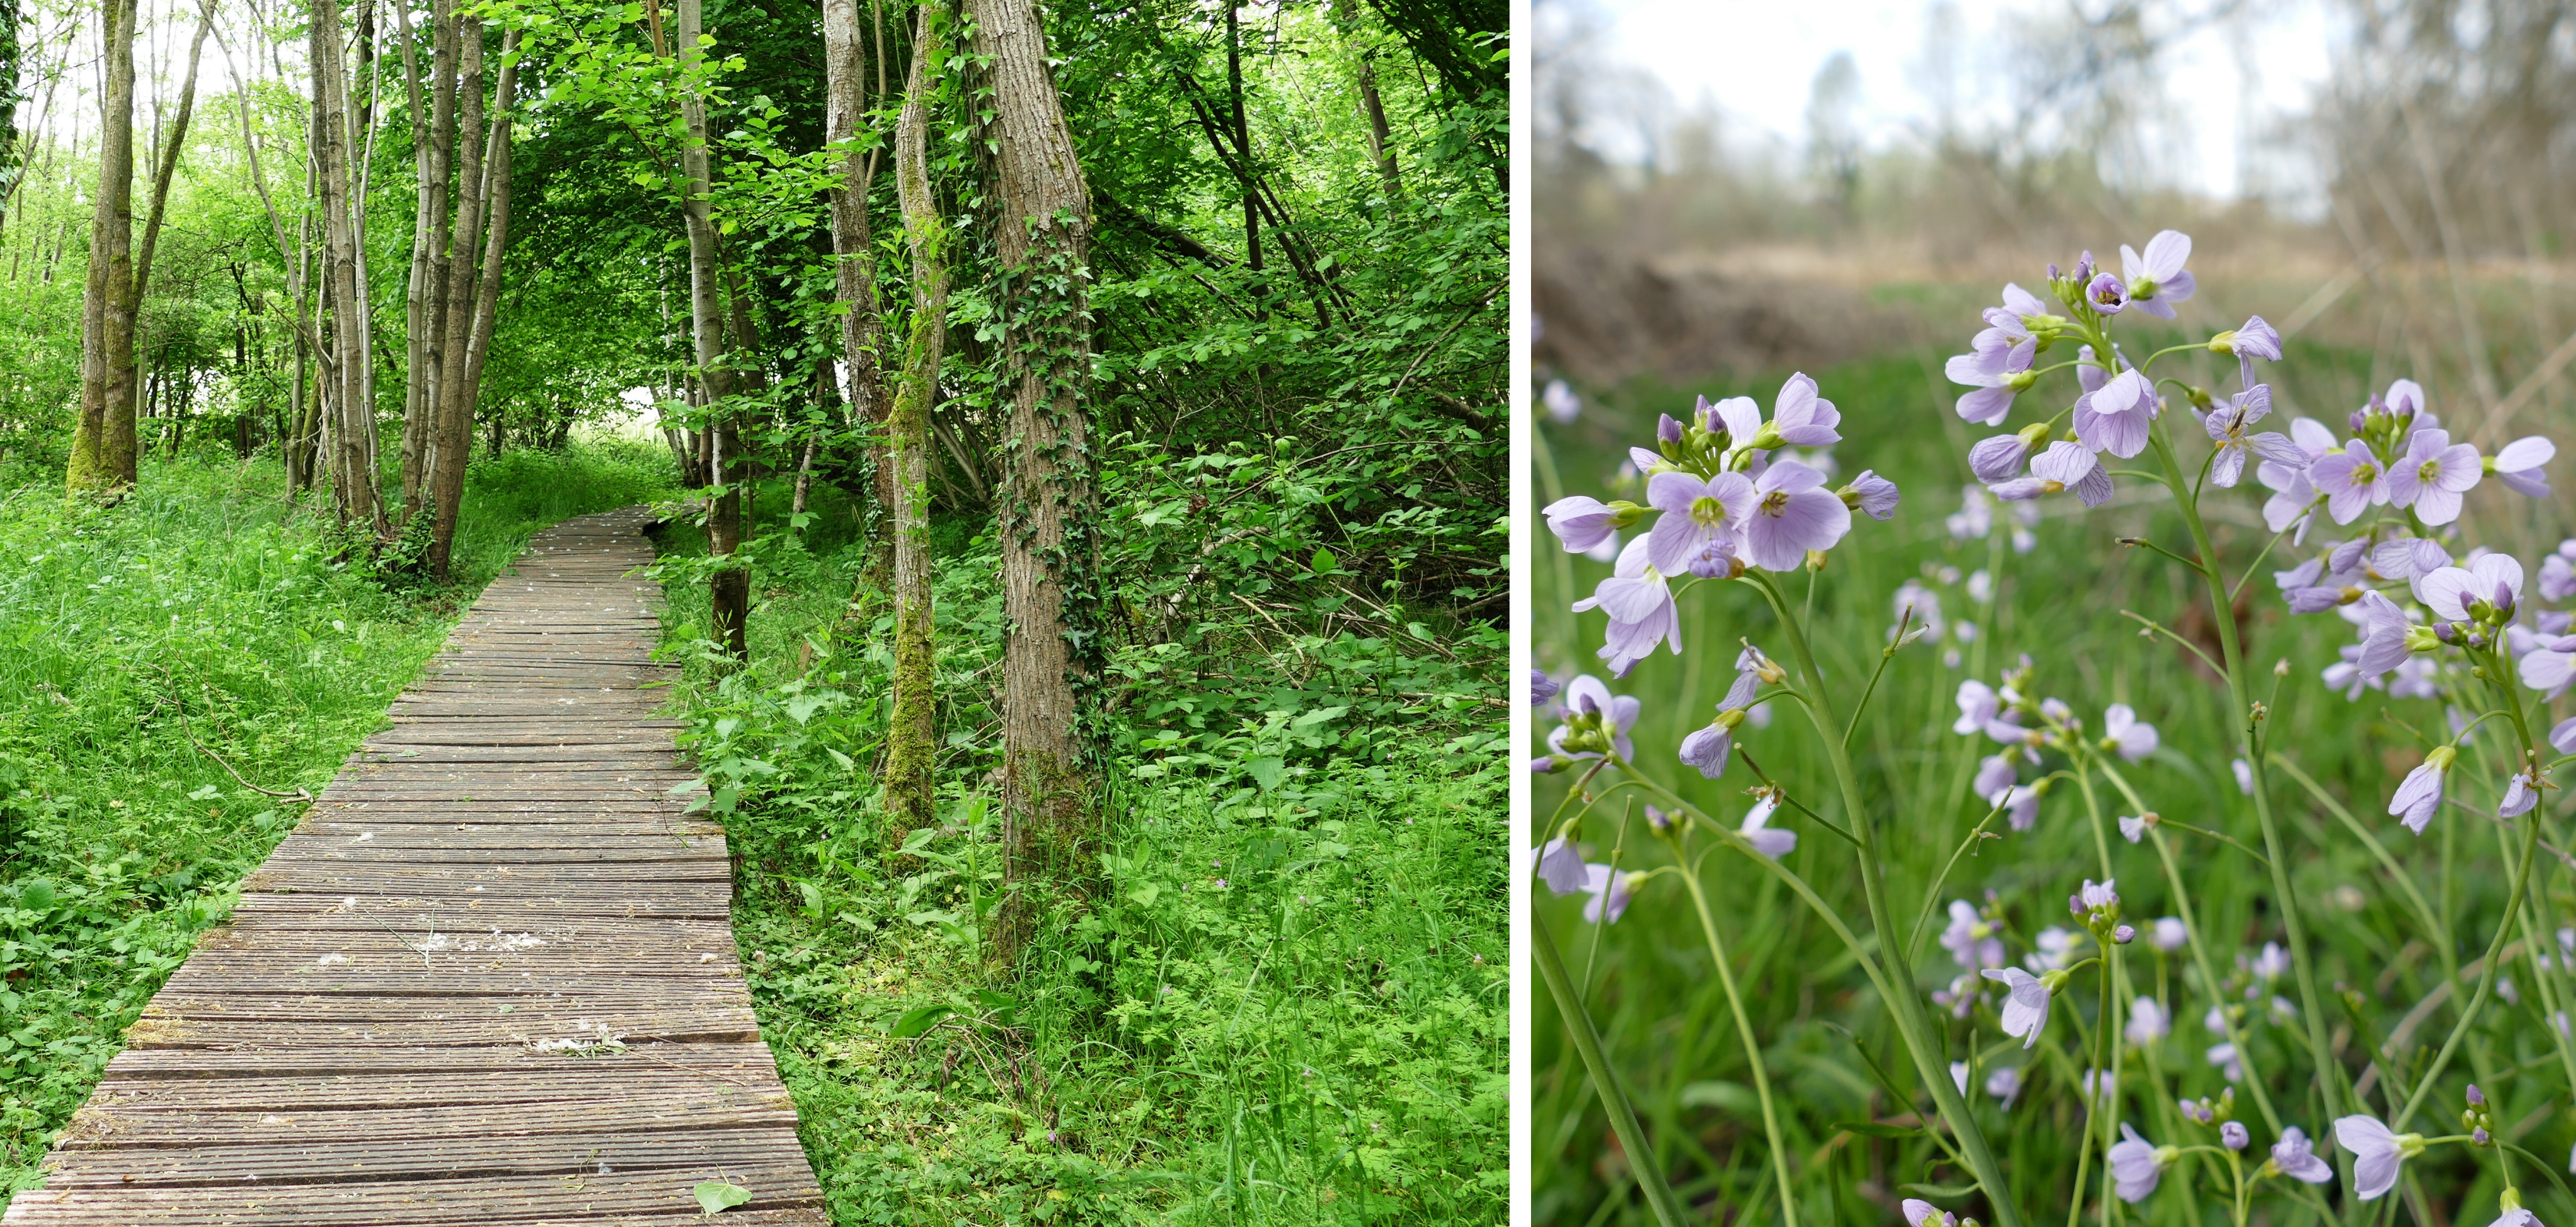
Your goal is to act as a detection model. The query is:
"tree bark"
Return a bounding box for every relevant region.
[678,0,747,656]
[67,0,136,496]
[423,19,488,572]
[882,0,944,853]
[822,0,892,600]
[393,0,443,513]
[312,0,382,532]
[429,27,518,581]
[971,0,1099,965]
[1357,56,1401,196]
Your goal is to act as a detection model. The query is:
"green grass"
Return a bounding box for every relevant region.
[0,439,682,1199]
[1533,347,2576,1224]
[650,476,1506,1224]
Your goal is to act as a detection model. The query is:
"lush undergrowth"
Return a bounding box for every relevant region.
[652,472,1506,1224]
[1533,344,2576,1223]
[0,439,682,1199]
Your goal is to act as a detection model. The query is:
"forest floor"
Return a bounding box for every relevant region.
[0,441,1505,1225]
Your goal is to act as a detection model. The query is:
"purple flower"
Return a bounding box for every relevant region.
[1678,722,1733,779]
[2334,1115,2424,1201]
[1739,795,1795,859]
[1644,470,1754,576]
[2384,378,2428,422]
[2502,771,2539,818]
[2221,1120,2249,1150]
[1994,441,2112,507]
[1529,669,1559,707]
[2308,447,2390,525]
[1843,470,1901,521]
[1970,433,2037,482]
[1901,1199,1958,1227]
[1580,864,1632,924]
[1981,966,2053,1047]
[1544,495,1626,554]
[2493,436,2555,498]
[2000,784,2041,831]
[1532,837,1589,895]
[2121,231,2196,319]
[2126,995,2169,1044]
[1941,900,2006,970]
[1953,679,1999,733]
[2266,1126,2333,1183]
[2087,271,2131,314]
[2216,314,2282,388]
[2351,591,2416,680]
[2204,386,2305,488]
[1742,459,1852,571]
[2389,746,2456,835]
[1571,538,1681,677]
[1703,393,1760,442]
[2551,715,2576,755]
[2415,553,2523,622]
[2074,369,2157,459]
[1542,380,1581,423]
[2108,1123,2173,1201]
[2385,428,2483,525]
[2518,637,2576,696]
[1974,753,2017,799]
[1550,675,1642,762]
[2102,704,2158,761]
[2371,537,2450,580]
[1768,373,1842,446]
[1947,345,2035,426]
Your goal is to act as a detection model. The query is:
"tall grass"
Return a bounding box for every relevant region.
[1533,347,2576,1224]
[0,442,682,1199]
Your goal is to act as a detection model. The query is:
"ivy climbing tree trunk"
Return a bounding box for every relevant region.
[882,0,943,851]
[678,0,748,657]
[971,0,1099,966]
[822,0,894,601]
[67,0,137,496]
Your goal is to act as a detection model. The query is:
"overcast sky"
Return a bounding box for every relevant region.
[1580,0,2343,200]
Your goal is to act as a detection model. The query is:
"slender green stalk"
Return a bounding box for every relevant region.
[1682,846,1800,1225]
[1533,913,1689,1227]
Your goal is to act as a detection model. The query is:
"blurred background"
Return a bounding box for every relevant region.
[1531,2,2576,1223]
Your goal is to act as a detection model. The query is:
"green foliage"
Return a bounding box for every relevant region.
[0,443,682,1202]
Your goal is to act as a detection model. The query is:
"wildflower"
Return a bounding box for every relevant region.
[1741,460,1853,571]
[2208,1043,2243,1081]
[1948,345,2037,426]
[1579,864,1633,925]
[1999,784,2040,831]
[1571,538,1680,677]
[1901,1199,1958,1227]
[1529,669,1558,707]
[2121,231,2196,319]
[2222,1121,2249,1150]
[2118,812,2155,842]
[1954,680,1999,734]
[1530,755,1569,774]
[2233,758,2254,794]
[2417,553,2524,623]
[2501,771,2539,819]
[1530,837,1589,896]
[1980,966,2053,1048]
[2386,429,2484,525]
[1644,470,1754,577]
[2371,537,2451,580]
[2153,917,2187,951]
[2552,716,2576,755]
[2101,704,2158,761]
[2354,591,2416,680]
[1543,495,1632,554]
[2071,878,2119,921]
[2334,1114,2426,1200]
[1677,720,1736,779]
[1549,676,1642,762]
[1842,470,1901,520]
[1993,440,2112,507]
[2257,457,2321,542]
[2308,445,2390,525]
[1947,485,1994,540]
[1950,1061,1971,1095]
[1763,373,1844,447]
[1738,795,1795,859]
[1983,1065,2022,1107]
[1542,379,1581,423]
[1974,754,2018,801]
[2260,1126,2333,1183]
[2074,369,2157,459]
[2390,746,2456,834]
[1942,900,2006,970]
[2087,271,2131,314]
[2127,996,2169,1045]
[2204,385,2303,488]
[2108,1123,2177,1202]
[2491,1192,2540,1227]
[2492,436,2555,498]
[2210,314,2282,388]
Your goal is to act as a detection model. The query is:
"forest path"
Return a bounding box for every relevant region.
[2,508,826,1226]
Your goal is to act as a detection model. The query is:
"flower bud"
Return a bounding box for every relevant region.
[2113,924,2135,944]
[1530,755,1570,775]
[2221,1121,2249,1150]
[2208,330,2239,354]
[2473,1126,2492,1145]
[1658,413,1684,444]
[2466,1084,2485,1107]
[2350,410,2368,433]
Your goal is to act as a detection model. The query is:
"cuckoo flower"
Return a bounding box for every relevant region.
[1974,753,2018,801]
[1993,440,2114,507]
[2108,1123,2178,1201]
[2204,385,2305,488]
[1542,379,1581,423]
[1544,495,1631,554]
[2545,543,2576,602]
[2087,271,2131,314]
[2389,745,2456,835]
[2384,428,2483,525]
[2416,553,2524,623]
[2353,591,2416,680]
[2308,445,2389,525]
[2212,314,2282,388]
[1550,675,1641,763]
[2493,436,2555,498]
[1742,459,1853,571]
[1531,838,1589,896]
[2334,1115,2426,1200]
[2519,636,2576,697]
[2126,995,2170,1044]
[2101,704,2159,761]
[1948,344,2036,426]
[1941,900,2007,970]
[1579,864,1632,925]
[2074,369,2157,459]
[1981,966,2054,1048]
[1644,470,1754,577]
[2120,230,2196,319]
[1765,373,1843,447]
[1529,669,1559,707]
[2501,771,2540,818]
[1969,430,2042,482]
[1738,798,1796,859]
[1902,1199,1959,1227]
[1572,537,1681,677]
[1843,470,1901,520]
[1954,679,2000,734]
[2264,1127,2334,1183]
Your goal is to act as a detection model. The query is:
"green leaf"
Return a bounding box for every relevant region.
[1675,1080,1756,1114]
[1126,882,1162,907]
[888,1005,954,1038]
[1310,546,1337,573]
[1832,1120,1920,1139]
[693,1180,752,1214]
[1245,756,1285,791]
[1898,1183,1983,1199]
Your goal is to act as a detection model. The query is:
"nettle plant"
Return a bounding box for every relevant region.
[1533,232,2576,1227]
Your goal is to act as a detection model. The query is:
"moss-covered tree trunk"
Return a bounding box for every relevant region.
[881,0,944,850]
[821,0,893,599]
[67,0,136,497]
[971,0,1099,967]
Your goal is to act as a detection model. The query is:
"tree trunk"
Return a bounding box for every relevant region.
[122,0,213,486]
[678,0,746,656]
[971,0,1099,966]
[312,0,381,533]
[429,26,518,581]
[882,0,944,853]
[1357,57,1401,196]
[404,0,460,513]
[822,0,892,600]
[67,0,136,497]
[423,19,488,574]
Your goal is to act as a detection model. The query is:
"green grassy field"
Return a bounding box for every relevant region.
[1532,343,2576,1225]
[0,441,682,1199]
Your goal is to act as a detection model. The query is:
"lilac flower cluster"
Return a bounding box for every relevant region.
[1543,374,1901,676]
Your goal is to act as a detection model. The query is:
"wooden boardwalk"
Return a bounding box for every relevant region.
[5,508,828,1225]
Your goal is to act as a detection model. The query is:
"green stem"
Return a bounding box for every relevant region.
[1682,845,1800,1226]
[1533,913,1688,1227]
